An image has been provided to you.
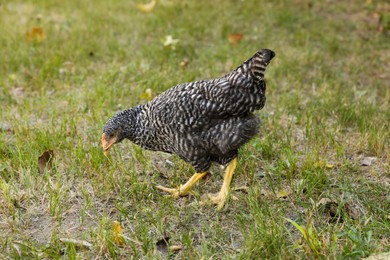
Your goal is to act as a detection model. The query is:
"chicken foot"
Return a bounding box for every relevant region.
[156,172,207,198]
[207,157,237,210]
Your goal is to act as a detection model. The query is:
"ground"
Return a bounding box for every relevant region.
[0,0,389,258]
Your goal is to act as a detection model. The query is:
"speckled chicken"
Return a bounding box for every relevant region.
[102,49,275,209]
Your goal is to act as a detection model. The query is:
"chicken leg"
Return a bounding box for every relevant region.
[207,157,237,210]
[156,172,207,198]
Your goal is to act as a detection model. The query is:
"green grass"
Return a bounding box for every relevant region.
[1,0,389,258]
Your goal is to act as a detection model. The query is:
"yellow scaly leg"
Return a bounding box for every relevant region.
[156,172,207,198]
[208,158,237,210]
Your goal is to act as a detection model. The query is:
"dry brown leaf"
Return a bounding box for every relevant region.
[228,33,243,45]
[38,150,54,174]
[180,58,189,69]
[136,0,156,13]
[112,221,124,245]
[26,27,46,42]
[169,245,182,252]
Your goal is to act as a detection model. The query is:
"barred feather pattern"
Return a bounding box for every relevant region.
[103,49,275,172]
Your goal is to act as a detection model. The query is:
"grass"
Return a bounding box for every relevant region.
[1,0,389,258]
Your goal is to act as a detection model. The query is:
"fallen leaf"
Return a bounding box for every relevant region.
[277,190,291,198]
[169,245,182,252]
[313,161,334,169]
[26,27,46,42]
[139,88,154,101]
[163,35,179,50]
[8,74,17,82]
[38,150,54,174]
[228,33,243,45]
[112,221,125,245]
[325,163,334,169]
[360,157,376,166]
[180,58,189,69]
[136,0,156,13]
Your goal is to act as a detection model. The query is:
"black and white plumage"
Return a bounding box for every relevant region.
[102,49,275,209]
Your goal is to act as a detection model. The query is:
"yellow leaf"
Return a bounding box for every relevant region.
[26,27,46,42]
[8,74,17,82]
[139,88,153,101]
[112,221,124,245]
[277,190,290,198]
[325,163,334,169]
[163,35,179,50]
[313,161,334,169]
[136,0,156,13]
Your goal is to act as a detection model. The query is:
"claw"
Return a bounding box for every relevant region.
[203,158,238,210]
[156,172,207,200]
[156,185,192,198]
[206,192,227,210]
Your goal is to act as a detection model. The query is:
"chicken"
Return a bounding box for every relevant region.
[102,49,275,209]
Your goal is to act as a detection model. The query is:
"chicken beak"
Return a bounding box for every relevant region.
[102,133,116,157]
